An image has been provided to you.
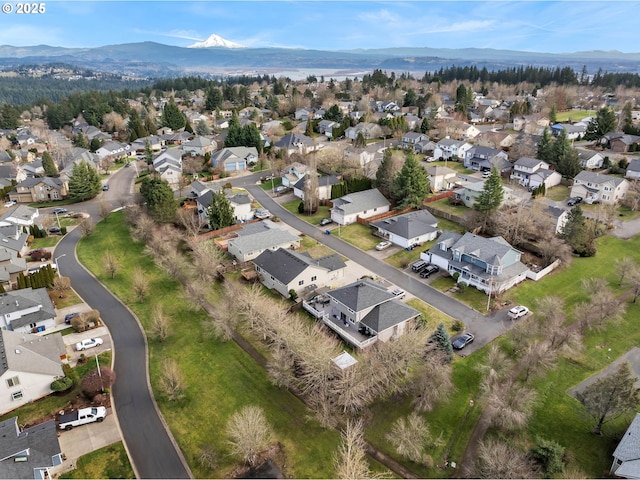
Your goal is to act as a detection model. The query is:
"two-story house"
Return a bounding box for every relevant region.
[273,133,316,156]
[182,136,215,157]
[330,188,390,225]
[433,138,473,161]
[152,149,183,188]
[401,132,429,150]
[570,170,630,205]
[196,188,254,226]
[0,288,57,334]
[423,231,529,295]
[510,157,562,189]
[464,146,510,173]
[426,165,458,192]
[576,149,605,169]
[253,248,346,297]
[293,173,341,202]
[303,279,422,349]
[9,177,68,204]
[550,123,587,140]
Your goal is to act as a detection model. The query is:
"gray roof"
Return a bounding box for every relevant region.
[614,413,640,470]
[229,228,300,254]
[370,210,438,240]
[328,279,395,312]
[430,231,517,267]
[0,288,56,331]
[627,159,640,173]
[514,157,546,168]
[331,188,390,216]
[0,205,38,225]
[0,418,61,479]
[235,219,280,237]
[183,136,212,148]
[228,193,251,206]
[361,299,421,333]
[467,145,502,157]
[0,226,28,252]
[0,328,65,377]
[14,177,64,191]
[293,174,341,190]
[211,147,258,167]
[545,205,567,219]
[274,133,314,149]
[253,248,345,285]
[575,170,627,188]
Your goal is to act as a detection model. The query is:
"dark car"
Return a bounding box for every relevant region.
[567,196,583,206]
[65,312,80,324]
[419,264,440,278]
[28,248,47,257]
[52,208,68,215]
[48,226,62,234]
[319,218,334,226]
[452,332,475,350]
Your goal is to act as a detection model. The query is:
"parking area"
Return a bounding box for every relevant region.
[62,326,112,367]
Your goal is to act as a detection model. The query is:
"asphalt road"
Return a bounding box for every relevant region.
[55,166,192,479]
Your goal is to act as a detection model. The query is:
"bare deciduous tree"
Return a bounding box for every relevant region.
[159,358,186,402]
[188,239,225,282]
[628,266,640,303]
[476,438,538,479]
[411,352,455,412]
[131,212,156,243]
[52,276,71,292]
[177,209,205,238]
[150,303,171,342]
[79,217,95,236]
[98,199,111,222]
[615,256,636,287]
[333,419,372,480]
[520,341,557,381]
[132,266,149,303]
[484,380,537,432]
[102,111,126,132]
[574,278,626,332]
[226,406,274,467]
[386,411,437,465]
[102,251,120,279]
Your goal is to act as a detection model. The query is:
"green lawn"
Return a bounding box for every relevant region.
[76,212,340,478]
[281,199,332,225]
[61,442,134,479]
[434,215,467,234]
[385,247,423,269]
[425,160,473,174]
[430,276,490,312]
[329,222,380,250]
[259,177,283,191]
[556,109,595,123]
[426,198,469,218]
[546,184,570,202]
[30,236,62,249]
[299,236,336,258]
[406,298,456,331]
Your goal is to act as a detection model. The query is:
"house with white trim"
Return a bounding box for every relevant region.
[330,188,390,225]
[570,170,629,205]
[576,149,605,169]
[370,210,439,248]
[227,221,301,262]
[510,157,561,189]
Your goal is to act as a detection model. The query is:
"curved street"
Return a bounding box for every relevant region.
[54,165,191,479]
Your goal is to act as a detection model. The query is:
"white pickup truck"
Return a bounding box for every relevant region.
[57,406,107,430]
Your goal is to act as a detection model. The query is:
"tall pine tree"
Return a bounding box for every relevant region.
[42,151,58,177]
[474,167,504,230]
[393,150,430,208]
[68,161,102,202]
[206,190,235,230]
[375,149,397,199]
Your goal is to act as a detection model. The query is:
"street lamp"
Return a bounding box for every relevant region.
[95,348,112,392]
[54,254,65,277]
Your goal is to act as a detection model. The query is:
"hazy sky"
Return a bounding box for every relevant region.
[2,1,638,53]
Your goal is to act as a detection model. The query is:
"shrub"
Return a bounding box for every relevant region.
[298,201,305,214]
[289,289,298,301]
[51,376,74,392]
[457,281,468,292]
[81,367,116,400]
[451,319,464,332]
[530,436,565,476]
[61,226,67,235]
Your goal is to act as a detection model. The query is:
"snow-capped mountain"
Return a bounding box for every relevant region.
[188,34,245,49]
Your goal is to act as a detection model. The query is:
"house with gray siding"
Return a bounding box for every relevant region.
[611,413,640,478]
[227,221,301,262]
[370,210,439,248]
[330,188,390,225]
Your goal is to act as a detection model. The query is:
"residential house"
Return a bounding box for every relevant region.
[95,141,130,160]
[0,287,57,334]
[0,329,66,416]
[227,220,301,262]
[424,231,529,295]
[510,157,561,189]
[304,279,421,349]
[0,246,26,291]
[379,101,400,112]
[426,165,458,192]
[343,146,376,168]
[611,413,640,478]
[130,135,163,153]
[182,136,215,157]
[293,174,341,202]
[189,179,212,198]
[0,417,63,479]
[370,210,440,248]
[63,148,101,174]
[294,108,313,121]
[196,187,253,226]
[401,132,429,150]
[253,248,346,297]
[161,131,192,145]
[330,188,390,225]
[576,149,605,169]
[404,115,421,131]
[281,162,309,187]
[9,177,67,204]
[625,158,640,180]
[513,115,549,134]
[545,205,570,235]
[317,120,338,138]
[152,149,182,187]
[274,133,316,156]
[0,225,30,258]
[464,146,510,173]
[21,159,44,178]
[441,121,481,141]
[550,123,587,140]
[0,164,26,184]
[433,138,472,160]
[474,131,515,150]
[571,170,629,205]
[0,205,39,228]
[453,180,514,208]
[0,152,13,164]
[601,132,640,153]
[345,123,382,141]
[210,147,258,172]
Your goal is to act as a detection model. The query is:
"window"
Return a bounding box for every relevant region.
[11,391,23,400]
[603,195,610,200]
[311,276,317,281]
[6,376,19,388]
[298,280,304,286]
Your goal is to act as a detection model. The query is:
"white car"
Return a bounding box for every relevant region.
[391,288,405,299]
[508,305,529,319]
[375,240,392,251]
[4,200,16,208]
[75,337,104,351]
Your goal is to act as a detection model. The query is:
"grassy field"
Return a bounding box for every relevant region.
[299,235,336,258]
[50,288,83,310]
[259,177,283,191]
[425,160,474,174]
[426,198,469,218]
[61,442,134,479]
[556,109,595,123]
[430,276,491,312]
[329,222,380,250]
[385,246,423,269]
[281,199,332,225]
[76,212,341,478]
[546,184,570,202]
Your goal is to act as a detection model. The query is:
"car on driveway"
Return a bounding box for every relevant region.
[390,288,405,299]
[375,240,393,251]
[65,312,80,324]
[48,226,62,234]
[452,332,475,350]
[508,305,529,319]
[275,185,288,193]
[52,208,68,215]
[567,196,583,206]
[319,218,334,226]
[75,337,103,351]
[419,264,440,278]
[4,200,16,208]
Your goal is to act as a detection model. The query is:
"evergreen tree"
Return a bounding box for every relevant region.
[560,205,595,256]
[354,132,367,148]
[128,109,147,141]
[429,323,454,363]
[474,167,504,230]
[324,104,343,122]
[89,137,103,153]
[195,119,211,136]
[161,98,185,131]
[184,117,193,134]
[139,177,176,223]
[375,149,397,199]
[206,190,235,230]
[225,112,243,147]
[420,117,430,134]
[241,123,263,153]
[144,113,157,135]
[72,133,88,149]
[305,118,314,137]
[68,161,102,202]
[584,107,617,141]
[393,150,430,208]
[549,105,557,124]
[144,140,154,165]
[553,129,581,177]
[205,87,223,111]
[42,151,58,177]
[537,127,554,163]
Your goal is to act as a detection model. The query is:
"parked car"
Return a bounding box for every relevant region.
[4,200,16,208]
[102,184,109,191]
[65,312,80,324]
[411,260,428,272]
[419,264,440,278]
[375,240,393,251]
[482,170,491,178]
[275,185,288,193]
[254,208,271,219]
[390,288,406,299]
[319,218,334,226]
[451,332,475,350]
[58,407,107,431]
[508,305,530,319]
[48,226,62,234]
[567,196,583,206]
[75,337,103,351]
[52,208,68,215]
